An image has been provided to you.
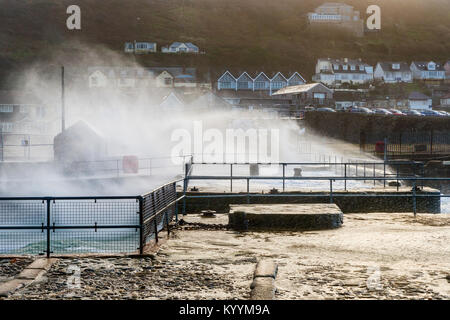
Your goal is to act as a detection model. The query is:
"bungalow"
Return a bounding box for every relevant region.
[313,58,373,86]
[410,61,445,81]
[374,62,412,83]
[236,72,254,90]
[408,92,432,110]
[161,42,200,53]
[272,83,333,107]
[124,42,157,54]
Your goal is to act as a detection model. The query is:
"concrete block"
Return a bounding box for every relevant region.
[250,277,276,300]
[254,260,278,279]
[229,204,344,231]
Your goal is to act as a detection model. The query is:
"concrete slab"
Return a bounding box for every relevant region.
[229,204,344,231]
[0,279,32,297]
[16,268,46,280]
[27,258,58,271]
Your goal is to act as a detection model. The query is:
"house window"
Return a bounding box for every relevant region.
[255,81,267,89]
[272,81,286,89]
[350,65,356,71]
[220,81,233,89]
[0,105,14,113]
[91,77,98,86]
[164,78,173,85]
[333,64,338,70]
[343,65,348,70]
[1,122,13,132]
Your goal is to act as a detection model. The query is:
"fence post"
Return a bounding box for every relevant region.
[329,179,333,203]
[383,162,386,188]
[230,163,233,192]
[247,178,250,204]
[413,180,417,217]
[46,198,51,258]
[344,164,347,191]
[138,196,144,255]
[282,164,286,192]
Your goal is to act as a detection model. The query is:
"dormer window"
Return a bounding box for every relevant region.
[428,62,436,70]
[350,65,356,71]
[392,63,400,70]
[333,64,338,70]
[343,65,348,70]
[359,65,364,71]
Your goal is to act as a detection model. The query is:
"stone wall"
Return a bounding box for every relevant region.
[181,189,441,214]
[303,112,450,144]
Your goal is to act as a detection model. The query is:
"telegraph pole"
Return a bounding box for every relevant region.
[61,66,65,132]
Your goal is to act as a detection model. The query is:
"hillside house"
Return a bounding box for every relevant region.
[313,58,373,86]
[0,90,51,134]
[88,67,197,89]
[410,61,445,81]
[440,93,450,108]
[124,42,157,54]
[272,83,333,107]
[162,42,200,53]
[408,92,432,110]
[307,2,364,37]
[374,62,413,83]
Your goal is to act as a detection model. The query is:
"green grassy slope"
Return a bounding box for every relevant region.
[0,0,449,85]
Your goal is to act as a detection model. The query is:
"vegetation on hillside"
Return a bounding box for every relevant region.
[0,0,449,86]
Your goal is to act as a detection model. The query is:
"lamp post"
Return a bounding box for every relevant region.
[61,66,65,132]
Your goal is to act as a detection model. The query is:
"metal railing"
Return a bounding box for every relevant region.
[0,180,184,257]
[182,161,448,217]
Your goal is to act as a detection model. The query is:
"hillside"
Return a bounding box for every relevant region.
[0,0,449,86]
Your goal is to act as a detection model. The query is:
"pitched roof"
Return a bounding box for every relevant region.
[411,61,445,71]
[408,91,431,100]
[377,62,411,72]
[272,83,332,95]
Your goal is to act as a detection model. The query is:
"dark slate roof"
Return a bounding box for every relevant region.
[411,61,445,71]
[377,62,411,72]
[408,92,431,100]
[0,90,42,104]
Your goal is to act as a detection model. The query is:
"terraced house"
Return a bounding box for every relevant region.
[313,58,374,86]
[217,71,306,95]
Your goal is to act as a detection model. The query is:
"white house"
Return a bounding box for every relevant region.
[217,71,305,94]
[313,58,373,86]
[374,62,412,83]
[159,92,185,111]
[410,61,445,80]
[124,42,157,54]
[408,92,432,110]
[88,67,197,89]
[162,42,199,53]
[440,93,450,107]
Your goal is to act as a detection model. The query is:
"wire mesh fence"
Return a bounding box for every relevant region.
[0,183,183,256]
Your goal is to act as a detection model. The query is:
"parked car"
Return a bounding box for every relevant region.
[350,107,374,114]
[374,108,392,115]
[304,106,315,112]
[436,110,450,117]
[316,107,336,113]
[421,110,443,117]
[389,109,406,116]
[404,110,423,116]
